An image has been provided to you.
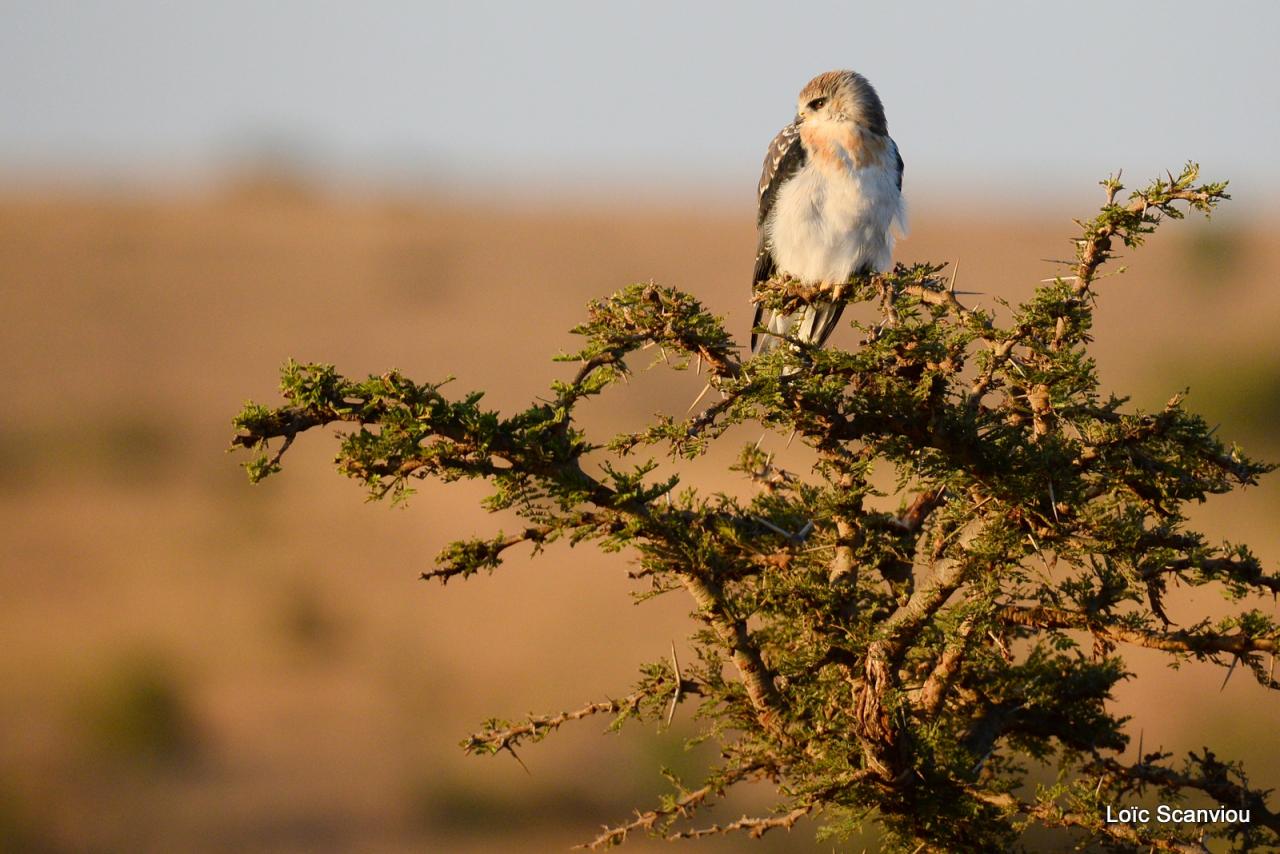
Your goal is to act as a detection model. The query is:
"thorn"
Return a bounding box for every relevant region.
[988,630,1012,661]
[751,515,794,540]
[686,382,712,413]
[785,429,797,449]
[1220,655,1240,692]
[754,432,767,451]
[1026,533,1051,576]
[504,744,531,775]
[695,353,703,376]
[1048,480,1060,523]
[665,641,683,727]
[948,259,960,294]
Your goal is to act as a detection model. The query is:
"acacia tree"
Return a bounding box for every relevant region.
[231,166,1280,852]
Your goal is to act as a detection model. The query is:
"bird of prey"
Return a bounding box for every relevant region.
[751,70,905,355]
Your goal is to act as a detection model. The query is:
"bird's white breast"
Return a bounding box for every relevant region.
[766,134,904,284]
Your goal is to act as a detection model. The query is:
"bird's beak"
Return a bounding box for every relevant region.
[793,113,804,125]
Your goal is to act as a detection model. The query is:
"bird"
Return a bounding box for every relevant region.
[751,70,905,356]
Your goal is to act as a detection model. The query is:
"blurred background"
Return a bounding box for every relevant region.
[1,2,1278,851]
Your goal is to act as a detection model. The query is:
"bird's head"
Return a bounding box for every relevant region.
[795,70,887,136]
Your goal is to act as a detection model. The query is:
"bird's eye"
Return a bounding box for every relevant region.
[807,97,827,111]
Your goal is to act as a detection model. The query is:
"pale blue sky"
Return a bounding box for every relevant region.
[2,1,1277,204]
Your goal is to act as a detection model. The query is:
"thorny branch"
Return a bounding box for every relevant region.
[231,166,1278,851]
[579,763,773,849]
[462,683,700,757]
[1002,605,1279,661]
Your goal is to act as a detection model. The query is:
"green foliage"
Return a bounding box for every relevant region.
[230,166,1280,851]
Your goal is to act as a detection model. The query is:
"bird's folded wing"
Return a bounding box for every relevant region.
[751,122,806,354]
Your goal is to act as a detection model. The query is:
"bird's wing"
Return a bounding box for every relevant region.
[751,122,806,353]
[889,137,907,236]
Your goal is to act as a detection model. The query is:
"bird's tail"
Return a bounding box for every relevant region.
[753,301,846,356]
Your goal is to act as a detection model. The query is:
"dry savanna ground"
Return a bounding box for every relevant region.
[1,176,1278,852]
